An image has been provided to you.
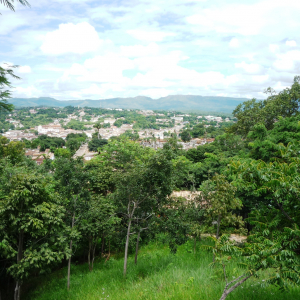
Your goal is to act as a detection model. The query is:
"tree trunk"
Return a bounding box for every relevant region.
[14,230,24,300]
[88,237,92,271]
[14,282,21,300]
[67,212,75,291]
[91,239,97,271]
[219,275,251,300]
[213,214,222,263]
[67,239,73,291]
[194,237,196,254]
[135,231,140,265]
[101,233,105,256]
[216,214,221,239]
[123,219,132,276]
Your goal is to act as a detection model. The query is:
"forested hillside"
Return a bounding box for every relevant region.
[9,95,248,113]
[1,76,300,300]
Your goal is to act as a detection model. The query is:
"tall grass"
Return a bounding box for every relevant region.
[24,239,300,300]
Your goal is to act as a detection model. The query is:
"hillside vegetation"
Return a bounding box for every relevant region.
[24,240,300,300]
[1,75,300,300]
[9,95,249,113]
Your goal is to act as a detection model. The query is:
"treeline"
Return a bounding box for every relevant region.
[1,78,300,300]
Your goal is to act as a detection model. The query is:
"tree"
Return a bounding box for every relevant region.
[80,196,119,271]
[93,122,103,139]
[53,157,90,290]
[110,145,173,276]
[206,142,300,299]
[54,147,72,159]
[204,212,300,300]
[200,174,244,242]
[0,0,30,12]
[66,138,81,152]
[88,138,108,152]
[0,136,25,164]
[0,64,20,112]
[0,163,69,300]
[180,130,191,142]
[229,76,300,136]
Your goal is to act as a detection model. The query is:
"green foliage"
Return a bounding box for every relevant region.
[64,119,90,130]
[200,174,244,238]
[24,241,300,300]
[0,64,19,112]
[1,0,30,12]
[0,163,69,285]
[54,148,72,158]
[180,130,192,142]
[88,138,108,152]
[230,76,300,136]
[119,130,139,141]
[29,134,65,152]
[0,136,25,164]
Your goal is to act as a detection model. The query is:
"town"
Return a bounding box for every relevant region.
[1,106,234,164]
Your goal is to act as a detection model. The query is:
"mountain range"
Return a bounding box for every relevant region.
[9,95,251,113]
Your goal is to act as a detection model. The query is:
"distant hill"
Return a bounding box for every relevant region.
[9,95,250,113]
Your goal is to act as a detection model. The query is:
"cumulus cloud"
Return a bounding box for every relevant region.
[17,66,31,73]
[127,30,176,42]
[273,50,300,72]
[13,86,41,97]
[120,43,159,57]
[40,22,102,55]
[286,40,297,47]
[235,62,263,74]
[3,0,300,101]
[229,38,239,48]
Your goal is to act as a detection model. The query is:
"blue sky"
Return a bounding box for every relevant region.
[1,0,299,100]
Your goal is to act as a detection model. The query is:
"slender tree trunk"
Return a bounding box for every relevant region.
[219,275,251,300]
[101,232,105,256]
[92,242,96,271]
[216,214,221,239]
[213,215,222,263]
[88,237,92,271]
[123,219,132,276]
[194,237,196,254]
[135,231,140,265]
[14,230,24,300]
[67,212,75,291]
[67,239,73,291]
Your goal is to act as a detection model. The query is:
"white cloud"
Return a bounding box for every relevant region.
[127,29,176,42]
[140,88,173,98]
[60,54,134,85]
[5,0,300,101]
[17,65,31,73]
[273,50,300,71]
[120,43,159,57]
[40,22,102,55]
[186,0,300,37]
[229,38,239,48]
[14,86,41,97]
[286,40,297,47]
[235,61,263,74]
[269,44,279,53]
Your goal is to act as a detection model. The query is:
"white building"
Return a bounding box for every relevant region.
[37,124,62,134]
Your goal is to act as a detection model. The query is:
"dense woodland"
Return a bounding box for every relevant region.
[1,63,300,299]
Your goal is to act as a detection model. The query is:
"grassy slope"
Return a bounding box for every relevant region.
[24,240,300,300]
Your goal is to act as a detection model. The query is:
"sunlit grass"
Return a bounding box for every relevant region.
[24,239,300,300]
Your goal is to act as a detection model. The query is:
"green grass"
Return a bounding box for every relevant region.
[24,240,300,300]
